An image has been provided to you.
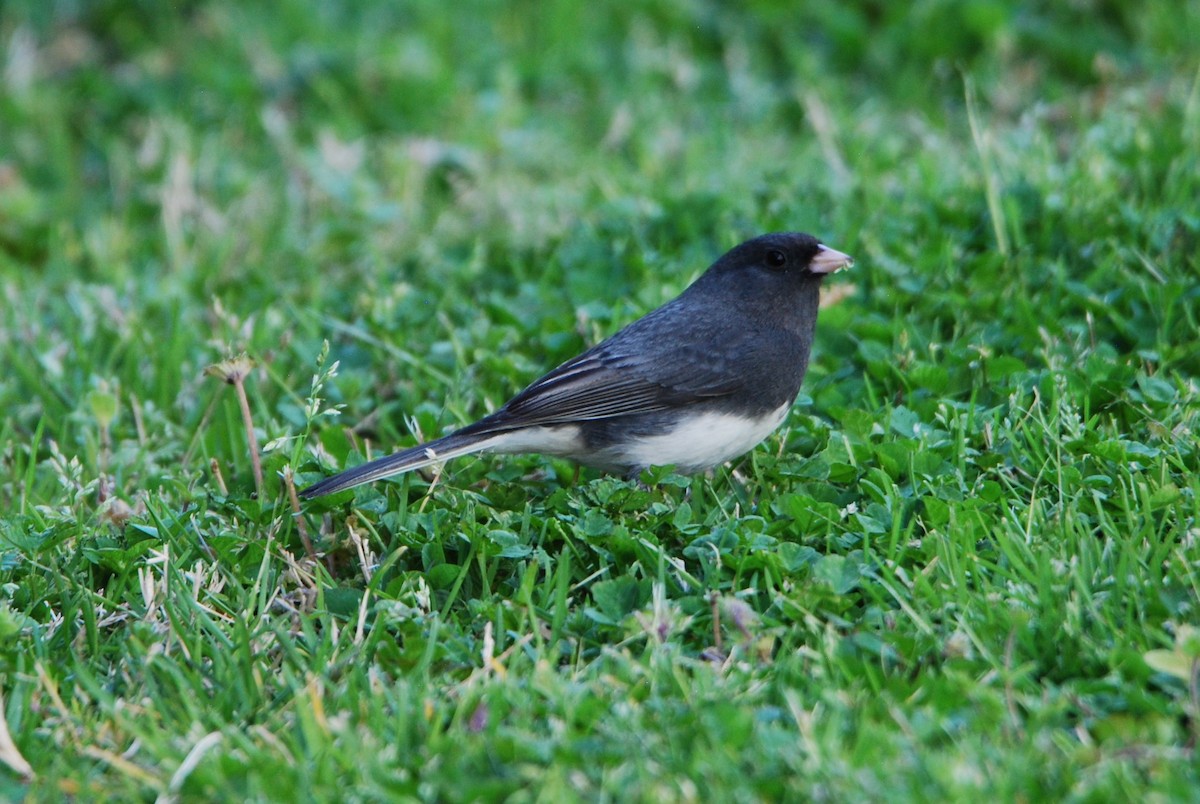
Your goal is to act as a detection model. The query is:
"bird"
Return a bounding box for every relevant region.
[300,232,852,498]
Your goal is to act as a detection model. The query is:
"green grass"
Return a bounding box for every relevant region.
[2,0,1199,799]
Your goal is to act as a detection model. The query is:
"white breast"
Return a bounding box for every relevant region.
[606,402,791,474]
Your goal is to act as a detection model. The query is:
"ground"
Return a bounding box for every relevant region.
[1,1,1198,800]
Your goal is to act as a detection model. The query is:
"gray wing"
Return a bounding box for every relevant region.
[475,304,773,429]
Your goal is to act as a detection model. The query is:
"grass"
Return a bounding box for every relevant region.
[2,0,1199,800]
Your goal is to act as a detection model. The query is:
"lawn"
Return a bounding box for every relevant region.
[1,1,1198,800]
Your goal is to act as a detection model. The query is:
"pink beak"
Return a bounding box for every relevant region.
[810,244,854,274]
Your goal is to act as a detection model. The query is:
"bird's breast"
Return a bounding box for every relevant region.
[582,401,792,475]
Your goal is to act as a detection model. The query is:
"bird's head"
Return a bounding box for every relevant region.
[716,232,853,279]
[690,232,854,309]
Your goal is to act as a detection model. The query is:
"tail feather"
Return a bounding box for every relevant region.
[299,430,499,498]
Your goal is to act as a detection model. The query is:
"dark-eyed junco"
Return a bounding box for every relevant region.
[301,232,852,498]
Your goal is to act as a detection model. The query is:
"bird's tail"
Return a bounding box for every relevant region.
[299,429,501,499]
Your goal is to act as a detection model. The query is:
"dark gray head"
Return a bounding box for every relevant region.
[684,232,853,316]
[703,232,852,281]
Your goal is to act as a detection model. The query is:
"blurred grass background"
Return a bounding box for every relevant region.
[1,0,1198,800]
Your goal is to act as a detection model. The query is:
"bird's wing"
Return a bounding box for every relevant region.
[482,308,772,428]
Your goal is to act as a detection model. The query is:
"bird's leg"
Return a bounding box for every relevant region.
[711,591,723,654]
[625,467,652,491]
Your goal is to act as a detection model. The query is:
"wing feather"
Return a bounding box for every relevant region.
[486,304,772,428]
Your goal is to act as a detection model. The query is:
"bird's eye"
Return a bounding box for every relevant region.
[765,249,787,269]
